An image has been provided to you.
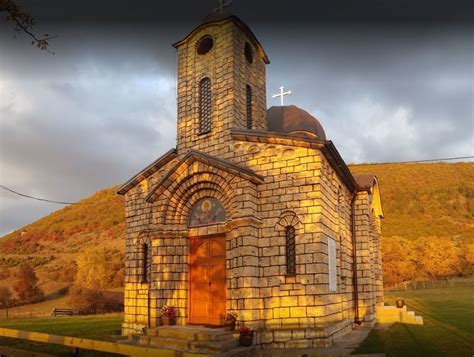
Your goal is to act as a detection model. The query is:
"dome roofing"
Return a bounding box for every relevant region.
[266,105,326,140]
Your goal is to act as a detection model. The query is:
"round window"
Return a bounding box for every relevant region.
[197,36,214,55]
[244,42,253,64]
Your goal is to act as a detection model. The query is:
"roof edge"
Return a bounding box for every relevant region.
[117,148,178,195]
[144,150,264,203]
[321,141,357,192]
[353,173,384,218]
[230,129,327,147]
[172,15,270,64]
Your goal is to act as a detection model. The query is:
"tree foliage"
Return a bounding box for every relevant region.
[0,0,55,52]
[351,162,474,285]
[75,247,124,289]
[67,285,123,314]
[75,248,110,290]
[67,285,105,315]
[13,264,44,304]
[381,236,469,286]
[0,286,13,308]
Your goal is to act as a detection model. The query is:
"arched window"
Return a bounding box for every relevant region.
[246,85,252,129]
[285,226,296,276]
[142,243,152,283]
[188,198,226,227]
[199,77,212,134]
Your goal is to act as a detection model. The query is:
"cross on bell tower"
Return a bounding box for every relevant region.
[214,0,232,13]
[272,86,292,106]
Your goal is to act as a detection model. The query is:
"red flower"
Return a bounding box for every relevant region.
[239,326,254,336]
[161,306,177,317]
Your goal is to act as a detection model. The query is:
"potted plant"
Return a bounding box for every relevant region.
[223,312,238,331]
[160,306,177,325]
[238,326,254,347]
[396,298,405,308]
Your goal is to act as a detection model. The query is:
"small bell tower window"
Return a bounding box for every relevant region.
[244,42,253,64]
[246,85,252,130]
[197,36,213,55]
[199,77,212,134]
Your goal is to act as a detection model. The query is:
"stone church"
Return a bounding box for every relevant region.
[118,8,384,350]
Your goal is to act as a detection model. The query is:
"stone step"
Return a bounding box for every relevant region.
[130,334,151,345]
[147,326,235,342]
[190,338,239,352]
[215,346,256,357]
[149,336,192,351]
[148,335,239,353]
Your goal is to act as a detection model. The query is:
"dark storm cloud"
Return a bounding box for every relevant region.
[0,0,472,235]
[15,0,474,25]
[261,26,473,162]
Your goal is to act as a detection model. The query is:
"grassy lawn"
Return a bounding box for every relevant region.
[353,285,474,357]
[0,314,123,356]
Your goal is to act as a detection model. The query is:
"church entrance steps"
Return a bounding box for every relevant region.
[145,325,234,341]
[130,325,250,355]
[375,306,423,325]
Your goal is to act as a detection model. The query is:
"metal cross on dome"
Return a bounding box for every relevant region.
[214,0,232,13]
[272,86,292,106]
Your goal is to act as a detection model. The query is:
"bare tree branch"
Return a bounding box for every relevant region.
[0,0,56,54]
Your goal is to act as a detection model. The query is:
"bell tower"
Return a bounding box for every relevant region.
[173,10,270,156]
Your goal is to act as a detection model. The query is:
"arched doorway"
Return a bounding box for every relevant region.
[188,198,227,325]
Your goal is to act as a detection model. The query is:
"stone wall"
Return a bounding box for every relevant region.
[225,141,358,348]
[354,191,383,326]
[122,159,179,335]
[122,136,384,344]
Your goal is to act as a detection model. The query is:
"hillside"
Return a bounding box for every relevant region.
[0,187,125,295]
[0,162,473,292]
[350,162,474,240]
[350,162,474,285]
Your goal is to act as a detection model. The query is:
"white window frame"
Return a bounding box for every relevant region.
[328,237,337,292]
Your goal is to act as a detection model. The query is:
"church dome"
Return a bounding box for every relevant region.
[266,105,326,140]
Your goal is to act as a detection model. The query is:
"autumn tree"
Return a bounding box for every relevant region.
[0,286,13,308]
[67,285,105,315]
[75,248,111,289]
[414,237,463,279]
[14,264,44,304]
[381,236,418,286]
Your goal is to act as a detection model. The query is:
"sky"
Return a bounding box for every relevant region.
[0,0,473,236]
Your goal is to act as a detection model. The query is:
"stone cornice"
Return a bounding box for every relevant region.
[231,129,358,192]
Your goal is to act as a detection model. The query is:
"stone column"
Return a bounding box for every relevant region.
[354,192,376,326]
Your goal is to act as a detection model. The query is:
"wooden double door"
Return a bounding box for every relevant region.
[189,235,226,325]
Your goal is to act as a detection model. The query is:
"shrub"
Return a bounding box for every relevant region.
[13,264,44,304]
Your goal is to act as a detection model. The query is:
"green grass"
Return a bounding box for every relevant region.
[353,285,474,357]
[0,314,123,356]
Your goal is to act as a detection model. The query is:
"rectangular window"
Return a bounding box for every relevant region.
[328,237,337,292]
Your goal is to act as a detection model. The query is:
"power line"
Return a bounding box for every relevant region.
[350,156,474,166]
[0,155,472,205]
[0,185,88,205]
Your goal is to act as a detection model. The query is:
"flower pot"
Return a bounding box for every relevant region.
[396,298,405,308]
[161,316,176,326]
[239,334,253,347]
[224,320,236,331]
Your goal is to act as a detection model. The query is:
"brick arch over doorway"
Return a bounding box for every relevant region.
[161,172,237,227]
